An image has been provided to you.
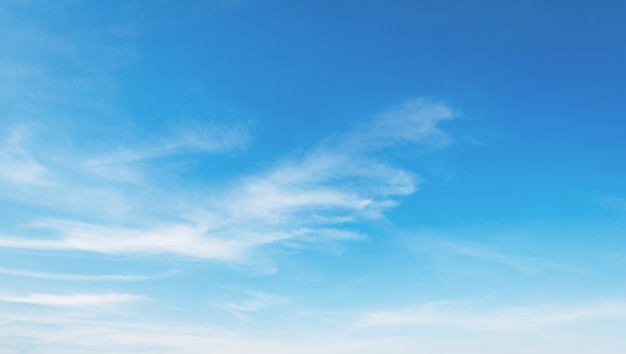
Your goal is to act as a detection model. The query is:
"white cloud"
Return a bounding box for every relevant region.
[356,300,626,331]
[207,99,452,241]
[217,291,287,313]
[0,291,142,307]
[0,128,48,185]
[407,226,593,275]
[0,267,176,281]
[342,98,455,152]
[83,120,251,182]
[2,300,626,354]
[0,220,249,261]
[437,239,541,274]
[0,98,454,261]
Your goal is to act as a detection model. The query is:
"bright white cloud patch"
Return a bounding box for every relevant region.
[0,267,176,281]
[0,220,248,261]
[0,291,142,307]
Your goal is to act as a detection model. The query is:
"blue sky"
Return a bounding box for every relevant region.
[1,0,626,352]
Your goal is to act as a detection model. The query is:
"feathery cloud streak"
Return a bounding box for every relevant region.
[2,298,626,354]
[83,120,252,183]
[0,291,142,307]
[0,98,454,261]
[0,267,176,281]
[0,128,48,185]
[357,300,626,330]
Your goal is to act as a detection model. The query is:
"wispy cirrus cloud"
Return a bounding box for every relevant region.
[407,225,593,276]
[0,122,251,222]
[0,98,455,262]
[196,98,454,252]
[83,120,252,182]
[0,291,142,307]
[2,298,626,354]
[0,128,48,185]
[217,291,287,314]
[436,239,542,274]
[341,98,455,152]
[0,267,176,281]
[356,299,626,331]
[0,220,248,261]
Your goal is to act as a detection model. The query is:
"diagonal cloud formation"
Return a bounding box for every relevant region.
[0,98,455,261]
[83,120,252,183]
[200,98,455,252]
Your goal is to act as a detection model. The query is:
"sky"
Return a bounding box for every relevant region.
[1,0,626,353]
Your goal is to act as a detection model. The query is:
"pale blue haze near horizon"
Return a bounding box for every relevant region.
[1,1,626,353]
